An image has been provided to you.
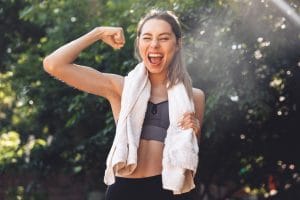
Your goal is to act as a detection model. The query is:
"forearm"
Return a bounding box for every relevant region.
[44,28,102,67]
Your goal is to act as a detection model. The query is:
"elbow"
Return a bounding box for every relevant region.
[43,56,57,75]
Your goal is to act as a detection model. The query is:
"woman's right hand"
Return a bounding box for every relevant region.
[97,27,125,49]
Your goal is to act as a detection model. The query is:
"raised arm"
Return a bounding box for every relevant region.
[43,27,125,100]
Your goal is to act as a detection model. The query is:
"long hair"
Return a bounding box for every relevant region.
[134,9,193,100]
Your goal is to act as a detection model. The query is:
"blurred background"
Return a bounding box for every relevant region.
[0,0,299,199]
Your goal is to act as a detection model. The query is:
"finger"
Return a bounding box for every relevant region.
[109,37,124,49]
[184,112,196,121]
[180,118,199,132]
[180,113,194,124]
[187,123,199,134]
[180,120,195,130]
[114,34,122,44]
[114,29,125,44]
[182,112,191,118]
[178,113,189,124]
[102,35,115,45]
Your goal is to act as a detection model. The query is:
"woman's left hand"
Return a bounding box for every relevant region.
[177,112,200,136]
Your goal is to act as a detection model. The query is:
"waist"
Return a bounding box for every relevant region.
[116,139,163,178]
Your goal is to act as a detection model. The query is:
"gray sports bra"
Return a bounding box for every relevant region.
[140,100,170,143]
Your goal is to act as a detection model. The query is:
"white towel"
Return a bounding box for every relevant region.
[104,62,199,194]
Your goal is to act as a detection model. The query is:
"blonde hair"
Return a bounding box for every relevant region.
[134,9,193,100]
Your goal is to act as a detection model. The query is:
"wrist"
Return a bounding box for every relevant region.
[91,27,104,40]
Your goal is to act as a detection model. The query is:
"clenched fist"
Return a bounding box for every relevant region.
[95,27,125,49]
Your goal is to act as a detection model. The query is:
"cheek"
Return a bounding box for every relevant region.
[166,47,177,60]
[137,42,145,54]
[166,42,178,55]
[139,45,149,60]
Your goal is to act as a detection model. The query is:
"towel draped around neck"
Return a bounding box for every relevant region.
[104,62,199,194]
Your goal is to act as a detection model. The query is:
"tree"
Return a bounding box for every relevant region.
[1,0,299,199]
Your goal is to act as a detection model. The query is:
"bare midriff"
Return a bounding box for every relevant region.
[116,139,164,178]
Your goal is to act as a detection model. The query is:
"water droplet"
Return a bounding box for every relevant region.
[264,193,269,198]
[293,173,298,179]
[244,186,251,193]
[230,95,239,102]
[270,189,278,196]
[257,37,263,43]
[53,8,59,14]
[279,96,285,102]
[70,17,77,22]
[254,50,263,59]
[284,183,291,189]
[289,164,295,170]
[240,134,246,140]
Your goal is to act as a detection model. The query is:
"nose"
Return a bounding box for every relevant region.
[150,39,159,48]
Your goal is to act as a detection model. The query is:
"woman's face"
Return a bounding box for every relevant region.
[138,19,179,75]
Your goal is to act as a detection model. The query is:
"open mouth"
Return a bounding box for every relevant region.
[148,53,164,65]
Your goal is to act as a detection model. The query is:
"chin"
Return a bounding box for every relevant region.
[144,62,167,74]
[146,66,164,74]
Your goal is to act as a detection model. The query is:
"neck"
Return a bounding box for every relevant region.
[148,72,168,87]
[149,72,168,101]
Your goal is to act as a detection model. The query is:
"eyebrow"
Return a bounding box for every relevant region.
[141,32,172,36]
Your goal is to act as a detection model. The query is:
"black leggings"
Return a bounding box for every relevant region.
[105,175,194,200]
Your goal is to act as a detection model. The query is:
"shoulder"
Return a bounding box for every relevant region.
[192,88,205,128]
[192,88,205,104]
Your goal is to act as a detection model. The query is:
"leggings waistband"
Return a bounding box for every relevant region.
[106,174,194,200]
[115,174,162,184]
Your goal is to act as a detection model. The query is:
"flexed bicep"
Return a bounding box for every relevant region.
[43,27,125,99]
[46,63,124,99]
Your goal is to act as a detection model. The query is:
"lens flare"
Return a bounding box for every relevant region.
[269,0,300,27]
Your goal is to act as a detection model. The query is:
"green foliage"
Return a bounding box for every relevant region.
[0,131,21,165]
[1,0,300,199]
[5,185,47,200]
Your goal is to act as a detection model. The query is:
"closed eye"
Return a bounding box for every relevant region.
[159,37,169,41]
[142,37,151,41]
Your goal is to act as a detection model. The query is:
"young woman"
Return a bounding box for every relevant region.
[43,9,205,200]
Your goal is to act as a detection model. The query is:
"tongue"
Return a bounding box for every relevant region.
[149,57,162,65]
